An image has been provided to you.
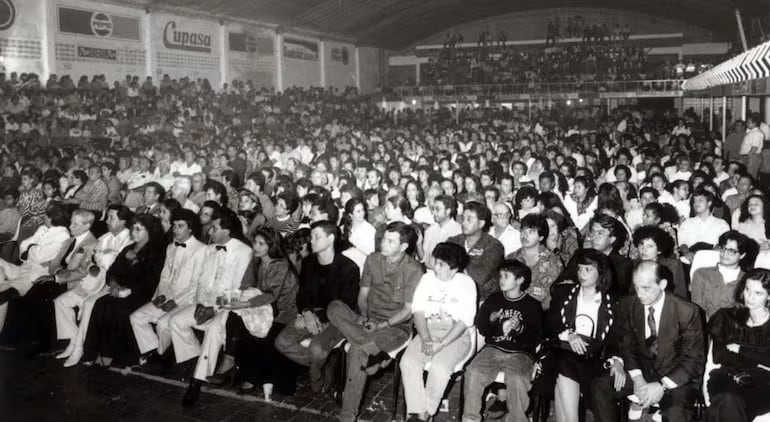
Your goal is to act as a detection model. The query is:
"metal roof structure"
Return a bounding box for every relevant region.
[117,0,763,49]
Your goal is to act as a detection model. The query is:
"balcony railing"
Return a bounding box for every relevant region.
[389,79,686,98]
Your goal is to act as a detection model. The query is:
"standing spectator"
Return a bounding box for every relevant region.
[740,114,764,178]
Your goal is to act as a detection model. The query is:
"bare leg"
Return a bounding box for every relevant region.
[555,375,581,422]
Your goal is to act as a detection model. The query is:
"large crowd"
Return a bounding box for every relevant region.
[1,71,770,422]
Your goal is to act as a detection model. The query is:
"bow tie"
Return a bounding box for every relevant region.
[215,245,227,251]
[174,242,186,248]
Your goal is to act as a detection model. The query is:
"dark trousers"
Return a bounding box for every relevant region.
[274,319,343,391]
[0,281,66,349]
[591,373,698,422]
[225,314,295,394]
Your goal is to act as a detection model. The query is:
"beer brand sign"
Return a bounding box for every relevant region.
[163,21,212,53]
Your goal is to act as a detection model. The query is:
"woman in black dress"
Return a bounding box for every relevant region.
[208,227,299,397]
[81,214,166,367]
[546,249,620,422]
[707,268,770,422]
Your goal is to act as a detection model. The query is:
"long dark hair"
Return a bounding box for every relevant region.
[341,197,367,241]
[738,194,770,239]
[252,226,300,281]
[132,214,167,257]
[733,268,770,324]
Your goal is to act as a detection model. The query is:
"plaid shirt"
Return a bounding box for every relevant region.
[75,179,109,212]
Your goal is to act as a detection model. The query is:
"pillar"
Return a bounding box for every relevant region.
[354,46,361,91]
[40,0,55,80]
[722,96,727,143]
[219,24,228,89]
[709,97,714,131]
[416,62,421,85]
[275,33,283,93]
[143,11,154,80]
[742,95,748,120]
[764,97,770,124]
[319,40,326,88]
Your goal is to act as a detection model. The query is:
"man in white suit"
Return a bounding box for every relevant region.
[167,209,251,407]
[129,209,205,365]
[53,205,133,366]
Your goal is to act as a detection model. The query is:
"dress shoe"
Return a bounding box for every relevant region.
[63,347,84,368]
[182,381,202,407]
[206,366,237,386]
[56,343,75,359]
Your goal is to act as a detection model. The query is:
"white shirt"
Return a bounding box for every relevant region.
[489,225,521,256]
[342,247,367,276]
[411,270,477,329]
[349,221,376,255]
[194,238,252,306]
[564,195,597,231]
[740,127,764,155]
[20,226,70,267]
[170,161,202,177]
[422,219,462,268]
[154,236,206,306]
[678,215,730,247]
[94,228,132,270]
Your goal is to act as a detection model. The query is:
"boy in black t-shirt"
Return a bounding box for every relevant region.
[462,259,543,422]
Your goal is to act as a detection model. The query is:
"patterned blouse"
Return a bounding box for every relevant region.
[17,188,46,229]
[507,244,564,310]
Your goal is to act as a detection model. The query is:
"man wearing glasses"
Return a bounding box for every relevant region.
[690,230,750,320]
[488,202,521,256]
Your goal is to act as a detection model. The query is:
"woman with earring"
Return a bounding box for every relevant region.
[706,268,770,422]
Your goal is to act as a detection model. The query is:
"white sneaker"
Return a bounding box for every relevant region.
[63,347,84,368]
[56,343,75,359]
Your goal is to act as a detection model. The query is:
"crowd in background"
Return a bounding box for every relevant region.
[0,72,769,422]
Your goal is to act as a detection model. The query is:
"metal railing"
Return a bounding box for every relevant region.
[389,79,685,97]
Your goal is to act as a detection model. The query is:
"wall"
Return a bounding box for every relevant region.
[282,34,320,88]
[323,40,355,90]
[52,0,145,82]
[0,0,45,75]
[151,12,221,86]
[412,8,713,48]
[358,46,383,94]
[226,23,275,90]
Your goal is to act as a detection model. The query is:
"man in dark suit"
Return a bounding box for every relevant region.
[591,260,705,422]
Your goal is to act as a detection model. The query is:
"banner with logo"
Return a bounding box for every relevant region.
[151,13,221,86]
[57,5,141,41]
[53,1,145,82]
[152,13,218,55]
[324,41,355,89]
[0,0,45,74]
[283,36,318,61]
[226,23,275,89]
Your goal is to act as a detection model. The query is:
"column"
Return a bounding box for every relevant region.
[710,97,715,131]
[354,46,361,91]
[722,96,727,143]
[764,97,770,125]
[274,32,283,92]
[741,95,749,121]
[219,24,228,89]
[319,39,326,88]
[416,62,421,85]
[143,11,154,79]
[40,0,55,80]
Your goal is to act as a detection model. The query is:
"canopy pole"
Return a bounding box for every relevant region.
[736,9,749,51]
[722,96,727,144]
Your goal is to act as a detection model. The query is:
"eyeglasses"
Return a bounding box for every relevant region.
[719,246,740,255]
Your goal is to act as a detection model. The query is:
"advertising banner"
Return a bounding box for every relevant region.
[58,5,140,41]
[283,37,317,61]
[0,0,45,74]
[227,24,275,88]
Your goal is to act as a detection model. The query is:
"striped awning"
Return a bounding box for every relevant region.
[682,40,770,91]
